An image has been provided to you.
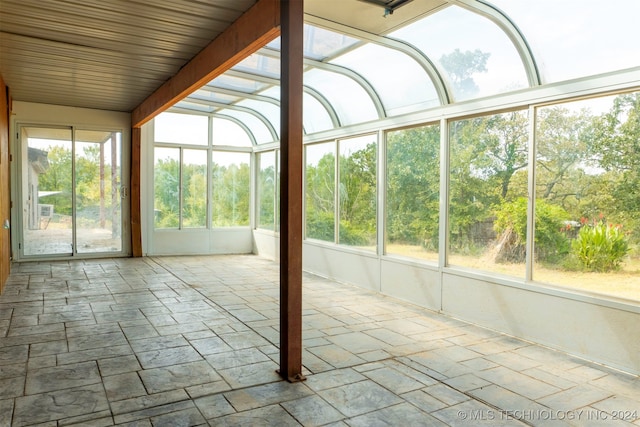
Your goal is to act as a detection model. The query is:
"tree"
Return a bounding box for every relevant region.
[305,150,335,241]
[588,92,640,242]
[154,156,180,228]
[535,106,593,207]
[483,112,529,199]
[37,144,73,216]
[386,125,440,250]
[212,161,250,227]
[440,48,490,99]
[182,162,207,227]
[339,141,377,245]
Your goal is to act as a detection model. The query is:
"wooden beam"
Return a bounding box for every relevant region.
[279,0,305,383]
[130,127,142,257]
[131,0,280,128]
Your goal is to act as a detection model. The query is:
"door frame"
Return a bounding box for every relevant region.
[12,120,131,261]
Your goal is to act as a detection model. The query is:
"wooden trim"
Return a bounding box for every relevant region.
[278,0,305,383]
[130,127,142,257]
[0,76,10,292]
[131,0,280,128]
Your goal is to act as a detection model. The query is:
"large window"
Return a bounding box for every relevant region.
[303,135,377,250]
[305,142,335,242]
[257,151,277,230]
[181,149,207,228]
[153,112,252,230]
[448,111,529,277]
[534,93,640,300]
[153,147,207,229]
[212,151,250,227]
[386,124,440,261]
[338,135,377,250]
[154,147,180,229]
[155,112,208,146]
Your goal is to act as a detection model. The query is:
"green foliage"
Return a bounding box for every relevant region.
[493,197,570,263]
[338,140,377,246]
[535,106,594,210]
[386,125,440,250]
[305,148,335,241]
[448,111,529,255]
[305,211,335,242]
[533,200,572,263]
[37,145,73,216]
[36,143,119,225]
[212,162,250,227]
[258,162,276,230]
[570,219,630,272]
[588,93,640,244]
[154,156,180,228]
[339,220,375,246]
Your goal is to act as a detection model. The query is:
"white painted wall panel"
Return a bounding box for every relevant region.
[381,259,441,311]
[303,243,380,292]
[441,272,640,375]
[152,229,252,255]
[253,230,279,261]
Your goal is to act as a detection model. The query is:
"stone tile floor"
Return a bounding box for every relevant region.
[0,254,639,426]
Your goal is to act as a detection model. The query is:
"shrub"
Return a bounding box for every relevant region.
[570,219,629,272]
[493,198,570,263]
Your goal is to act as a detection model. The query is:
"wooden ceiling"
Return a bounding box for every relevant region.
[0,0,445,113]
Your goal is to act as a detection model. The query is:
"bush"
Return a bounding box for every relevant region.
[339,220,375,246]
[570,219,629,272]
[493,198,570,263]
[306,211,335,242]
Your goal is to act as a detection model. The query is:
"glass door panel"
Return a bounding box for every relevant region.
[75,130,122,253]
[22,127,73,256]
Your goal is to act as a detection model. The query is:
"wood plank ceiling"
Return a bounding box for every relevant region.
[0,0,444,114]
[0,0,257,112]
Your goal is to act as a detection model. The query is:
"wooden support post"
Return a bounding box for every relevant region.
[130,127,142,257]
[279,0,305,382]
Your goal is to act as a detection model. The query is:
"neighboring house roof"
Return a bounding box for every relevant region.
[27,147,49,174]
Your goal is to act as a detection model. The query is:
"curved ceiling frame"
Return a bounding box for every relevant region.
[169,106,211,116]
[302,85,342,129]
[183,96,279,143]
[201,83,337,134]
[211,113,259,146]
[453,0,541,87]
[304,14,452,105]
[220,69,342,130]
[200,84,279,107]
[167,105,259,146]
[172,2,540,140]
[258,46,388,119]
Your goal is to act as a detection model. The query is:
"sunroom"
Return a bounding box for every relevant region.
[4,0,640,376]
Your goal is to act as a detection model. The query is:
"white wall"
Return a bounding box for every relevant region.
[255,234,640,376]
[151,228,253,255]
[12,101,131,130]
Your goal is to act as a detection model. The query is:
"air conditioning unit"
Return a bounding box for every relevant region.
[39,204,54,218]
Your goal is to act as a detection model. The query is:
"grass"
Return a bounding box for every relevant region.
[386,243,640,302]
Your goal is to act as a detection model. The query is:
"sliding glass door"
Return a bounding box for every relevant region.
[20,126,123,257]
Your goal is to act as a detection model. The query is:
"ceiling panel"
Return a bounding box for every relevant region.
[0,0,257,112]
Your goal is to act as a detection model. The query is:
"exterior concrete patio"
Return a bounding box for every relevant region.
[0,255,638,426]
